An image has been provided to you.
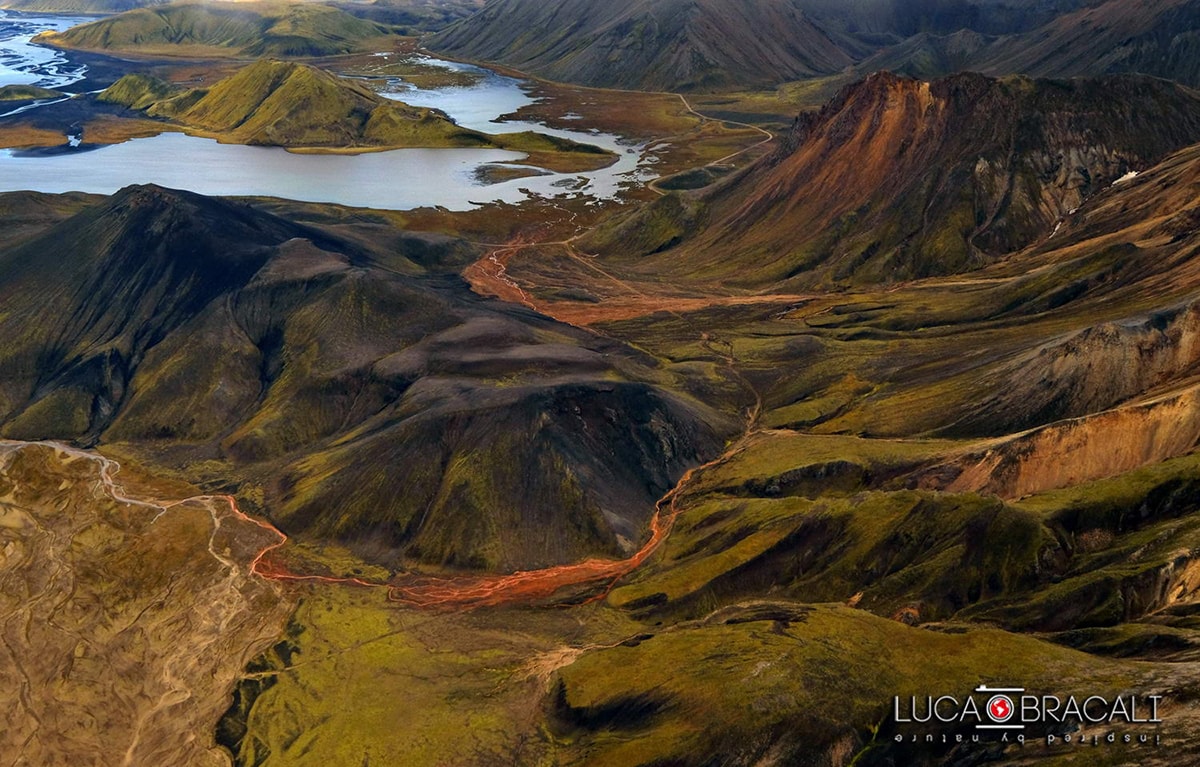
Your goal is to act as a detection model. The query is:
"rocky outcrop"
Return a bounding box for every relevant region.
[1122,549,1200,620]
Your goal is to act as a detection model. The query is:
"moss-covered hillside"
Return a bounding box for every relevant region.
[41,2,394,57]
[98,60,615,156]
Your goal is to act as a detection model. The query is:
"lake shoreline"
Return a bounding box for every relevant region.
[0,13,655,211]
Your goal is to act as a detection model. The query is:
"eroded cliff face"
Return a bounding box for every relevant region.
[918,384,1200,499]
[969,140,1134,252]
[0,443,291,767]
[1121,549,1200,620]
[963,299,1200,435]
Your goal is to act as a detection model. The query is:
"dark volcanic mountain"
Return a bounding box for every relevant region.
[585,72,1200,289]
[0,186,731,571]
[863,0,1200,87]
[428,0,1103,91]
[974,0,1200,86]
[429,0,863,91]
[430,0,1200,94]
[330,0,487,30]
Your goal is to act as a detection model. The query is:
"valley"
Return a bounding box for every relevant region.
[3,1,1200,766]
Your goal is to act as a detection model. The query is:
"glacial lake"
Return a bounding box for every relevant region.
[0,14,655,210]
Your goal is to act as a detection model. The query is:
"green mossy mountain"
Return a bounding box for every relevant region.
[178,60,480,147]
[605,428,1200,631]
[41,2,393,57]
[99,61,614,153]
[549,604,1168,766]
[0,85,63,101]
[11,12,1200,762]
[10,39,1200,763]
[97,72,191,112]
[101,61,484,148]
[496,111,1200,761]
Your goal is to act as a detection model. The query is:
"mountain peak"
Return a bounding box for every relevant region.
[587,71,1200,291]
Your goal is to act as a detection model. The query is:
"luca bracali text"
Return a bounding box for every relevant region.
[892,685,1166,748]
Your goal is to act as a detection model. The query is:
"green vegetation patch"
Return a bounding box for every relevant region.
[553,604,1150,766]
[221,590,637,767]
[44,2,395,58]
[0,84,62,101]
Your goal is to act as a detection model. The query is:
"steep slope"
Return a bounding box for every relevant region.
[429,0,1200,94]
[975,0,1200,87]
[587,72,1200,289]
[782,0,1099,37]
[329,0,486,30]
[852,28,994,79]
[840,0,1200,89]
[0,184,327,438]
[428,0,1103,92]
[429,0,864,92]
[796,139,1200,440]
[41,2,393,57]
[0,190,100,250]
[0,185,730,571]
[539,137,1200,755]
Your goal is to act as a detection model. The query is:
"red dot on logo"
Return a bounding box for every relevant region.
[987,695,1014,723]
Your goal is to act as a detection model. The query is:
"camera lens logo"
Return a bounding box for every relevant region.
[987,695,1015,723]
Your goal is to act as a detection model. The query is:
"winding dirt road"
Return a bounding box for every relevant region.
[1,440,383,592]
[4,397,760,610]
[4,417,759,612]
